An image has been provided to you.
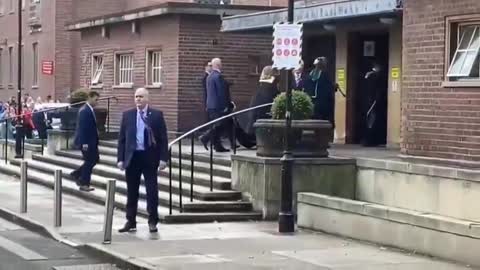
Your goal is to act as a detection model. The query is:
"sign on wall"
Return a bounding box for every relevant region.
[42,61,54,75]
[272,23,303,70]
[337,68,346,94]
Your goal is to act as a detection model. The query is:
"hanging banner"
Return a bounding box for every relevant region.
[272,23,303,70]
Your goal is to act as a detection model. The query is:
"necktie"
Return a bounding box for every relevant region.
[140,111,157,148]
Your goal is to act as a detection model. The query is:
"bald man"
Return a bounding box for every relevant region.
[117,88,169,233]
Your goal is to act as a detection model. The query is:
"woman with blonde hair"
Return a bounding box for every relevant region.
[246,65,280,136]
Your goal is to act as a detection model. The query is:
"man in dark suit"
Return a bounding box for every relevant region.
[199,57,230,152]
[117,88,169,233]
[70,91,100,192]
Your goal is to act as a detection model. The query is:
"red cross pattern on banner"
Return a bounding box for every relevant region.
[272,22,303,70]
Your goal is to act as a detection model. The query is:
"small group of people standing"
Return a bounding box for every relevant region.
[71,88,169,233]
[246,56,385,147]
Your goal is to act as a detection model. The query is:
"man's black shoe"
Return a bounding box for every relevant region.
[214,146,230,153]
[149,223,158,233]
[199,135,209,151]
[118,222,137,233]
[79,185,94,192]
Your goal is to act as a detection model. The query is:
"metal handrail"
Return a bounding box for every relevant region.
[168,102,273,149]
[166,102,273,215]
[1,95,118,162]
[0,96,118,123]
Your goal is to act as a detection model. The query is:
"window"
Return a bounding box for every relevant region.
[8,47,13,85]
[32,43,38,86]
[146,50,162,86]
[248,55,271,76]
[447,24,480,79]
[115,53,133,86]
[91,54,103,86]
[0,0,4,14]
[9,0,13,13]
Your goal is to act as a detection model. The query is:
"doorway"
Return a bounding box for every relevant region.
[346,32,389,146]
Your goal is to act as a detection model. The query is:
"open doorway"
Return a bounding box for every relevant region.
[346,32,389,146]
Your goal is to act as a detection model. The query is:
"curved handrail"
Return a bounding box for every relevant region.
[168,102,273,148]
[0,96,119,123]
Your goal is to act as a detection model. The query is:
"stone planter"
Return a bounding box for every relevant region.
[59,107,80,131]
[254,119,332,158]
[59,107,108,132]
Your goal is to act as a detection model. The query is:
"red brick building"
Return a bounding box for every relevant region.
[67,2,281,131]
[402,0,480,162]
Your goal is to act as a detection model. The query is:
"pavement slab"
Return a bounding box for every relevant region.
[0,173,476,270]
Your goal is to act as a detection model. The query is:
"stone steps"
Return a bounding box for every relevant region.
[99,140,233,167]
[48,151,232,191]
[57,148,232,180]
[10,158,251,213]
[0,161,262,223]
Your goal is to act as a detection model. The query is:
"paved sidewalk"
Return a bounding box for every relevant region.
[0,173,475,270]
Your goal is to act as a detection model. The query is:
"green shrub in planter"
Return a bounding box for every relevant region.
[271,90,314,120]
[69,89,89,105]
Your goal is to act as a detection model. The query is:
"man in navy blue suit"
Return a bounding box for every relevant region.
[117,88,169,233]
[70,91,100,192]
[199,58,230,152]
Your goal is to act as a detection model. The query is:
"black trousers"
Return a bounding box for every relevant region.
[202,110,226,149]
[125,151,159,225]
[72,145,99,186]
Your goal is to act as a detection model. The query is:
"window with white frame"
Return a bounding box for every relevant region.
[91,54,103,86]
[8,47,13,85]
[32,43,38,86]
[9,0,13,12]
[0,0,4,14]
[115,53,133,86]
[447,23,480,80]
[147,50,162,86]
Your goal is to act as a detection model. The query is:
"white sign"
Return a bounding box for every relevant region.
[272,23,303,70]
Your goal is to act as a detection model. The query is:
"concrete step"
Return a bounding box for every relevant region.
[0,162,262,223]
[0,161,174,218]
[57,149,232,179]
[36,153,232,191]
[30,154,241,201]
[10,158,251,213]
[98,140,232,167]
[297,192,480,267]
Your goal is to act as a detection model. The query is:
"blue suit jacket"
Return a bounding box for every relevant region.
[206,70,229,111]
[117,107,169,169]
[73,104,98,148]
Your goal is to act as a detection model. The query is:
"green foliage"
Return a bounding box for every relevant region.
[271,90,314,120]
[69,89,89,104]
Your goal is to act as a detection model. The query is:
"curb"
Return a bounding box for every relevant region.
[0,206,79,247]
[82,244,157,270]
[0,206,158,270]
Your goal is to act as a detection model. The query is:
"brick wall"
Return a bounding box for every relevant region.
[79,16,180,131]
[55,0,81,102]
[73,0,127,20]
[402,0,480,161]
[177,15,273,131]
